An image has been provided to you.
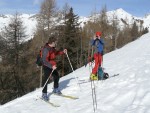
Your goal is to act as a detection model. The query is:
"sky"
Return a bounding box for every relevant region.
[1,32,150,113]
[0,0,150,17]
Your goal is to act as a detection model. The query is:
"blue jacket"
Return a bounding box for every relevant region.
[91,38,104,54]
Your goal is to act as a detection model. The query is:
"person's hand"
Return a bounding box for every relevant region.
[52,65,57,70]
[93,36,97,40]
[63,49,67,53]
[88,56,92,61]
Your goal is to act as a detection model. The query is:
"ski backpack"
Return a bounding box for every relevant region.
[36,48,43,66]
[98,67,109,80]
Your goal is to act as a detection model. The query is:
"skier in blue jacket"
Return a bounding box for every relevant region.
[90,32,104,80]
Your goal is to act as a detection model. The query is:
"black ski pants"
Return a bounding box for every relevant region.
[42,66,60,93]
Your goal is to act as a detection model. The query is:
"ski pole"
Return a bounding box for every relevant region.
[42,69,54,91]
[90,72,97,112]
[91,80,96,112]
[90,64,97,111]
[92,79,97,109]
[65,52,81,89]
[90,55,98,111]
[89,58,97,112]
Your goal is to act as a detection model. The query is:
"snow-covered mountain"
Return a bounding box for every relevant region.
[108,8,150,30]
[80,8,150,30]
[0,9,150,40]
[0,14,37,40]
[1,32,150,113]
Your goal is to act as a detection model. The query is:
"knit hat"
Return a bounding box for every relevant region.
[96,32,102,37]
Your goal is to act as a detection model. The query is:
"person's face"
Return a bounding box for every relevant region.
[51,41,57,47]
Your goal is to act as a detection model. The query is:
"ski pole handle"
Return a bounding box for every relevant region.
[42,69,54,91]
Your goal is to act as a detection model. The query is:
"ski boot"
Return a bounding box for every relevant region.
[53,88,62,95]
[90,73,98,80]
[42,93,49,101]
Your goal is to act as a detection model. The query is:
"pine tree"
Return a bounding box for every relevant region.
[63,7,81,73]
[0,13,26,104]
[142,27,149,35]
[130,22,139,41]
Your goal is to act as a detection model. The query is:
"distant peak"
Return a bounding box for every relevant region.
[109,8,133,17]
[115,8,130,14]
[115,8,126,12]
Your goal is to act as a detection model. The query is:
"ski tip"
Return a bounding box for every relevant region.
[38,97,60,107]
[53,93,79,99]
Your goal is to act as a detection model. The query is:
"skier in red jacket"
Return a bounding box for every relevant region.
[41,35,67,101]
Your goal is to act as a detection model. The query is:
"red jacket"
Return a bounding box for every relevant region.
[42,44,64,68]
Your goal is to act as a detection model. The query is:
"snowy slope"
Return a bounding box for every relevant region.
[1,32,150,113]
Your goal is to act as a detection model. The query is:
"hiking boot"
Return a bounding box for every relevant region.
[42,93,49,101]
[90,73,98,80]
[53,88,62,95]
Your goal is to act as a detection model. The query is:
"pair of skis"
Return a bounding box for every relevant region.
[38,93,78,107]
[79,74,119,84]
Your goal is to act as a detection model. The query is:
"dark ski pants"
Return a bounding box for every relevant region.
[42,66,60,93]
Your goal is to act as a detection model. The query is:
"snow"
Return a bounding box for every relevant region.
[143,14,150,30]
[107,8,135,28]
[0,8,150,41]
[0,14,37,41]
[1,32,150,113]
[78,16,89,27]
[107,8,134,21]
[20,14,37,40]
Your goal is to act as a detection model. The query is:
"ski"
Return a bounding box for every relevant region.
[79,79,90,84]
[39,97,60,107]
[109,74,119,78]
[53,93,79,100]
[79,74,120,83]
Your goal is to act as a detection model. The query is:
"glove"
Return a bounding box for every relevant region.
[88,56,92,62]
[63,49,67,53]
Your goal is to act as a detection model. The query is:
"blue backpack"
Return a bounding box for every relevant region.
[98,67,109,80]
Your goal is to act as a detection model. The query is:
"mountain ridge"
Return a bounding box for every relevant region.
[0,8,150,40]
